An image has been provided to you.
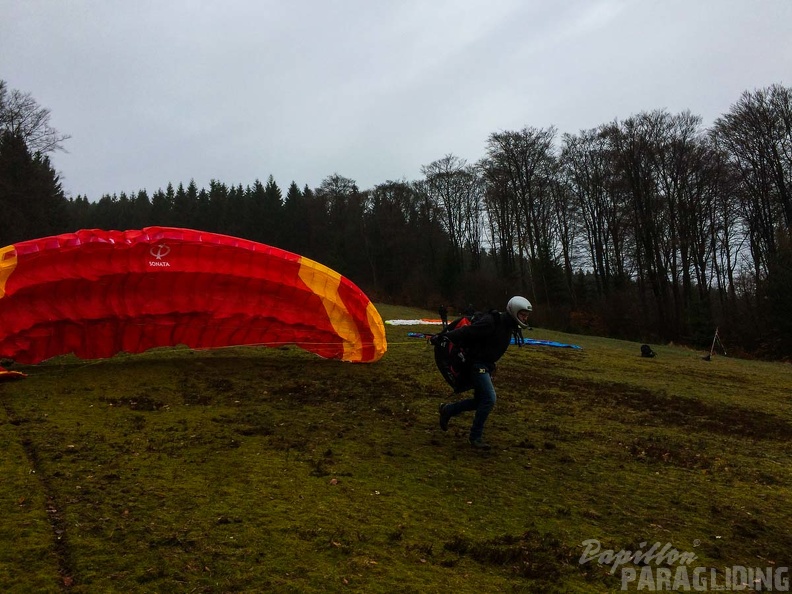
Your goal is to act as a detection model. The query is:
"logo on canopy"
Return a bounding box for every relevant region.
[150,244,171,260]
[149,243,172,267]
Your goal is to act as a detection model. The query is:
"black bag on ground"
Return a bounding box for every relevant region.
[641,344,656,358]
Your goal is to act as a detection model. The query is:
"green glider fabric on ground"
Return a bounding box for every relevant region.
[0,227,386,364]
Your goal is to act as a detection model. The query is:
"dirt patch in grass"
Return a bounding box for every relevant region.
[443,528,618,590]
[524,369,792,440]
[1,399,77,589]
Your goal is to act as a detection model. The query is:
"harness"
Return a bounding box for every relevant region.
[433,316,472,393]
[432,311,524,392]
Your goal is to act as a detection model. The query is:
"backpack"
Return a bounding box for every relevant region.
[641,344,656,358]
[433,315,473,393]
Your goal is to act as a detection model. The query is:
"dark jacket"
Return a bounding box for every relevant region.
[444,311,516,367]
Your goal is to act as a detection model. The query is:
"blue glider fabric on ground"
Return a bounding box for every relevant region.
[407,332,581,350]
[511,338,582,349]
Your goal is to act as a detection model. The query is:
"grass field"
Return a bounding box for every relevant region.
[1,303,791,593]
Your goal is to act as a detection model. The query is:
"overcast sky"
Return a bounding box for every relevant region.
[2,1,790,201]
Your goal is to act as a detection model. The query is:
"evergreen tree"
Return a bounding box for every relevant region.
[206,180,229,233]
[173,182,191,226]
[0,131,67,245]
[64,195,93,231]
[131,190,152,228]
[150,188,171,225]
[281,181,304,254]
[261,175,283,245]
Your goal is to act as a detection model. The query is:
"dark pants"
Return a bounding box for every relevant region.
[443,364,496,441]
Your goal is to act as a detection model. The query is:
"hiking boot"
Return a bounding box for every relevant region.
[439,403,451,431]
[469,438,492,450]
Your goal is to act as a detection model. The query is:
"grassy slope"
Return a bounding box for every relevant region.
[1,303,790,593]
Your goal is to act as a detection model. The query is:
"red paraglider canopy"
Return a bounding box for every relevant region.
[0,227,386,364]
[0,366,27,381]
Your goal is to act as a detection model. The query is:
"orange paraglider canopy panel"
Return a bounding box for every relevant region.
[0,366,27,381]
[0,227,386,364]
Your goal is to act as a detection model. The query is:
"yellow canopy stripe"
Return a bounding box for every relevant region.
[0,246,18,300]
[366,301,387,360]
[297,256,364,362]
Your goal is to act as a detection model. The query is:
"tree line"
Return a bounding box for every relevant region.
[2,80,790,358]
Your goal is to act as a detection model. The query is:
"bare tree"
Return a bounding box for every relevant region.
[484,127,558,301]
[704,136,744,317]
[480,160,519,277]
[713,84,792,279]
[560,127,624,297]
[605,111,674,337]
[0,80,70,154]
[650,110,710,338]
[421,154,483,269]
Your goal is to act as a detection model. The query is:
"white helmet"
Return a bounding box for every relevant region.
[506,296,532,328]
